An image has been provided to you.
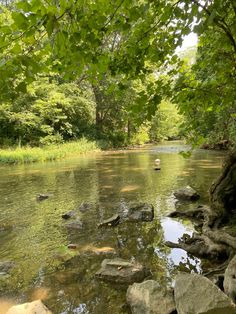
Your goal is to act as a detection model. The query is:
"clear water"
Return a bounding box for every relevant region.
[0,142,226,313]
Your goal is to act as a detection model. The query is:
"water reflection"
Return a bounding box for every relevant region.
[0,143,225,313]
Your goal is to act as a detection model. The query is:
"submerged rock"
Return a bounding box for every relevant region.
[61,210,77,220]
[7,300,52,314]
[127,280,175,314]
[95,258,149,284]
[125,203,154,222]
[224,255,236,303]
[64,218,83,230]
[78,202,92,212]
[174,186,200,201]
[175,272,236,314]
[98,214,120,227]
[36,194,50,201]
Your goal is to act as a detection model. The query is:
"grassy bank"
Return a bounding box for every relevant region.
[0,138,100,165]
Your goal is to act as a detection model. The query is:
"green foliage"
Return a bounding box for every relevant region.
[0,0,235,150]
[172,0,236,148]
[0,79,95,146]
[149,100,184,142]
[130,123,150,145]
[0,138,100,164]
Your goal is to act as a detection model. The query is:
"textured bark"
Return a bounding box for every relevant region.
[166,152,236,265]
[210,151,236,219]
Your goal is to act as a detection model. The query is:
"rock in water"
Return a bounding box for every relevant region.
[36,194,50,201]
[95,258,149,284]
[61,210,77,220]
[126,203,154,222]
[175,272,236,314]
[126,280,175,314]
[224,255,236,303]
[64,218,83,230]
[78,202,92,212]
[7,300,52,314]
[174,186,200,201]
[98,214,120,227]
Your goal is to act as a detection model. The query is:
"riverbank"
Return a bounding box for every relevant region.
[0,138,100,164]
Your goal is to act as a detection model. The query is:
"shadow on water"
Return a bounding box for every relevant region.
[0,142,225,313]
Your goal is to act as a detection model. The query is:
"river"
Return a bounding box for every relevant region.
[0,142,226,313]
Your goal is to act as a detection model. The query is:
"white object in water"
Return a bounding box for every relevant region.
[155,158,160,165]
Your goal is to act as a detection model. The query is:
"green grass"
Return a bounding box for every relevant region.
[0,138,100,165]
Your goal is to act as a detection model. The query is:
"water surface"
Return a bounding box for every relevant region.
[0,142,225,313]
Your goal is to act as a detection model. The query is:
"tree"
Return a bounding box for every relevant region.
[0,79,95,145]
[174,1,236,148]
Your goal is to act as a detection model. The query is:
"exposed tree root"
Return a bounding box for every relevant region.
[165,152,236,303]
[165,232,230,261]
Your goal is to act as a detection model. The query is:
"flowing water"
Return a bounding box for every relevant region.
[0,142,226,313]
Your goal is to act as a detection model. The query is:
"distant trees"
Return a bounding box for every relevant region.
[0,0,235,148]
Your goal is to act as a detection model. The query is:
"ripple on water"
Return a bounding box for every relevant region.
[0,143,225,313]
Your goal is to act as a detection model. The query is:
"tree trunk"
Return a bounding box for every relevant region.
[165,151,236,271]
[92,84,103,135]
[209,151,236,221]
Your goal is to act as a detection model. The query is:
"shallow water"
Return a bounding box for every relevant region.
[0,142,226,313]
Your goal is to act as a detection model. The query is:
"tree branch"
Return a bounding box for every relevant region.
[191,0,236,54]
[103,0,126,29]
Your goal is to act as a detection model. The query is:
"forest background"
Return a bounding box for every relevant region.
[0,0,235,160]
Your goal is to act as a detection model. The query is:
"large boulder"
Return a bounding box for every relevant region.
[95,258,149,284]
[175,272,236,314]
[224,255,236,302]
[7,300,52,314]
[174,186,200,201]
[126,280,175,314]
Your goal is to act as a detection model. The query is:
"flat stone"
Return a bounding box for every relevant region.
[126,203,154,222]
[127,280,175,314]
[98,214,120,227]
[224,254,236,302]
[174,186,200,201]
[175,272,236,314]
[95,258,149,284]
[7,300,52,314]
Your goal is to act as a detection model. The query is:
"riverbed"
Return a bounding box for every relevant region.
[0,142,225,313]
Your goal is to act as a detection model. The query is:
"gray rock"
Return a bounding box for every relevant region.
[175,272,236,314]
[36,194,50,201]
[61,210,77,220]
[224,255,236,302]
[127,280,175,314]
[7,300,52,314]
[174,186,200,201]
[98,214,120,227]
[125,203,154,222]
[64,218,83,230]
[95,258,149,284]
